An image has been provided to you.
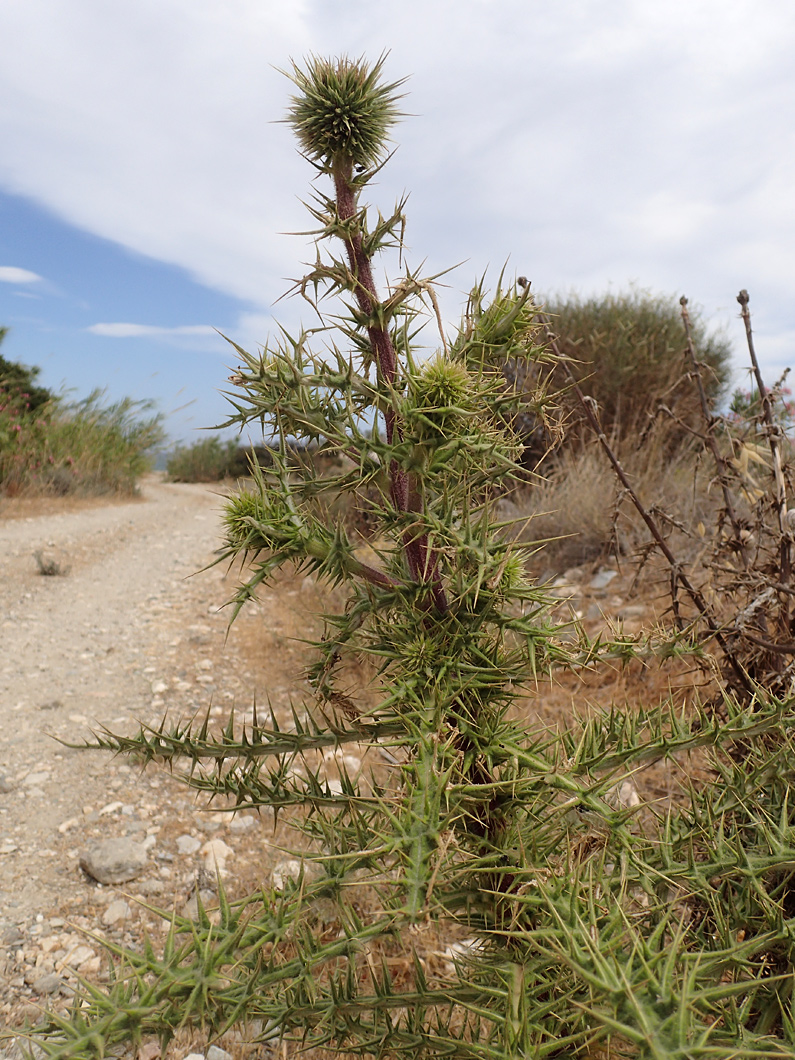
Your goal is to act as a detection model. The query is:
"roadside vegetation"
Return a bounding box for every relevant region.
[0,329,164,497]
[22,54,795,1060]
[165,434,242,482]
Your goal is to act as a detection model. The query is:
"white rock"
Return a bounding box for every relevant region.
[176,834,202,855]
[79,837,148,884]
[201,838,233,875]
[589,569,618,590]
[23,771,50,786]
[272,858,304,890]
[102,900,131,926]
[150,680,168,694]
[612,779,641,809]
[207,1047,233,1060]
[227,815,255,833]
[60,944,95,969]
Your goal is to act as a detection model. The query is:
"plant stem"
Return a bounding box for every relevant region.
[737,289,791,589]
[332,158,448,612]
[680,296,747,566]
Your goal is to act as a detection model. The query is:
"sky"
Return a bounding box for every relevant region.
[0,0,793,444]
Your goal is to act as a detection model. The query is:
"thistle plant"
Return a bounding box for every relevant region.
[24,55,795,1060]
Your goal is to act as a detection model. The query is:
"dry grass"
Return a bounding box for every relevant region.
[516,426,717,571]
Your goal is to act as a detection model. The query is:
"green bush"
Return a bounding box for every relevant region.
[543,288,732,446]
[166,434,241,481]
[0,327,55,415]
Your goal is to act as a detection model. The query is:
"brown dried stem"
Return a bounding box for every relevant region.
[538,312,753,696]
[680,295,747,566]
[737,289,791,588]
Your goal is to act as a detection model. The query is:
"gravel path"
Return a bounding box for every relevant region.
[0,475,324,1045]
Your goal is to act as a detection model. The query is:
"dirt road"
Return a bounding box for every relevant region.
[0,475,322,1037]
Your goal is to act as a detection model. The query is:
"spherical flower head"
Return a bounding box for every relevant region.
[224,488,294,553]
[408,355,476,439]
[284,53,405,170]
[223,489,268,549]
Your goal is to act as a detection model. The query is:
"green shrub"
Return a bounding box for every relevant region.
[543,288,732,447]
[166,434,241,481]
[0,327,55,415]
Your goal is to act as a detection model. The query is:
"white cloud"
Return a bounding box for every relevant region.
[0,0,793,371]
[87,323,217,338]
[0,266,43,284]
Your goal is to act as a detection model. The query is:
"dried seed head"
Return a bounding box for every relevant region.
[284,53,405,170]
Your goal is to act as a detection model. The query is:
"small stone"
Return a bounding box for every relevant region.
[151,680,168,694]
[32,972,63,995]
[610,779,641,810]
[0,775,16,793]
[1,923,24,946]
[197,817,223,833]
[183,1054,206,1060]
[563,565,585,581]
[79,837,148,884]
[201,838,233,875]
[135,878,165,896]
[227,816,255,834]
[589,569,618,590]
[617,604,646,619]
[102,900,131,926]
[99,801,124,816]
[272,858,304,890]
[340,754,361,775]
[207,1047,233,1060]
[61,944,95,968]
[23,770,50,786]
[176,834,201,855]
[138,1043,162,1060]
[182,889,217,921]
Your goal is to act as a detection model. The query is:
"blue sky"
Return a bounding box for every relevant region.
[0,192,244,436]
[1,0,794,443]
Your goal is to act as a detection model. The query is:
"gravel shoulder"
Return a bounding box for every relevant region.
[0,475,324,1044]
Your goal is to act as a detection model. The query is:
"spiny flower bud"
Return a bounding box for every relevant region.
[284,53,404,170]
[408,355,476,438]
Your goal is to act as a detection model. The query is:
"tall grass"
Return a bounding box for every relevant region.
[0,388,165,497]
